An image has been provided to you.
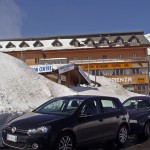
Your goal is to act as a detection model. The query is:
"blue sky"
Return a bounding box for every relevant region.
[0,0,150,39]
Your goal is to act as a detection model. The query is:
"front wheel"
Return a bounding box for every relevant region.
[54,132,75,150]
[115,125,128,147]
[143,121,150,139]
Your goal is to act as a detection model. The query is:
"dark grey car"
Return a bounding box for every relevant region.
[2,95,129,150]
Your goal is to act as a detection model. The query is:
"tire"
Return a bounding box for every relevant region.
[54,132,75,150]
[143,121,150,139]
[115,125,128,147]
[137,121,150,142]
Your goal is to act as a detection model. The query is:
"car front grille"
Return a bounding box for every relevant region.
[6,126,28,135]
[2,126,29,149]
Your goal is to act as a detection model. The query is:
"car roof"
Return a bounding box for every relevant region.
[127,96,150,101]
[58,95,119,101]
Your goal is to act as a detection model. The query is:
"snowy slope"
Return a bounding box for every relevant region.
[72,75,141,102]
[0,52,76,113]
[0,52,141,113]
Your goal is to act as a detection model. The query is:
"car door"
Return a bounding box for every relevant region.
[76,98,105,144]
[99,98,120,139]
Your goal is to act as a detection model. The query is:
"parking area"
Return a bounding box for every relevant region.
[1,138,150,150]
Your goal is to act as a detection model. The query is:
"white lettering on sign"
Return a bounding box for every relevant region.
[58,64,74,74]
[111,77,132,83]
[30,65,52,73]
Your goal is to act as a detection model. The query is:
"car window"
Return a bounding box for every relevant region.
[35,98,83,115]
[81,100,99,116]
[123,99,150,110]
[101,99,119,113]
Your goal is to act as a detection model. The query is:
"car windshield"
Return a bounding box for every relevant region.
[34,97,84,115]
[123,98,150,110]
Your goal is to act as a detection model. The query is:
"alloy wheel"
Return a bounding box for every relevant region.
[118,126,128,144]
[59,135,73,150]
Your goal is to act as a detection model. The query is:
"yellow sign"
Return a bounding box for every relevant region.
[107,75,148,85]
[80,63,132,70]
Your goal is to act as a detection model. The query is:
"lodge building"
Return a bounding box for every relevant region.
[0,31,150,94]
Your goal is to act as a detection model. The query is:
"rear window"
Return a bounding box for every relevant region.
[101,99,119,113]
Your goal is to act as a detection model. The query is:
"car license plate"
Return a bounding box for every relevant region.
[7,134,17,142]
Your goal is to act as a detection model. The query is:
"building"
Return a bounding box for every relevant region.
[0,31,150,94]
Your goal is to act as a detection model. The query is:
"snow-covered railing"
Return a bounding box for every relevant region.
[69,57,147,64]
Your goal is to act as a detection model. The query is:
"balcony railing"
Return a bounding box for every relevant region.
[69,57,148,64]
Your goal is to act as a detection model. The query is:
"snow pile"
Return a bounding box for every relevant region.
[71,75,141,102]
[0,52,76,114]
[0,52,141,113]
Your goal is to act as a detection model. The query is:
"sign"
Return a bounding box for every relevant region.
[58,64,74,74]
[108,75,148,85]
[78,66,91,84]
[111,77,133,83]
[80,62,148,70]
[80,63,132,70]
[39,58,68,64]
[30,65,52,73]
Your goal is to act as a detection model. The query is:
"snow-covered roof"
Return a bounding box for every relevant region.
[0,31,149,52]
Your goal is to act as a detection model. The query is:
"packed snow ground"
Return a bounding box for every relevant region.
[0,52,141,146]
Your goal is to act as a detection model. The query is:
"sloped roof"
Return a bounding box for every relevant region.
[0,31,149,52]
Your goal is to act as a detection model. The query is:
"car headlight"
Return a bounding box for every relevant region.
[129,119,138,123]
[27,126,50,135]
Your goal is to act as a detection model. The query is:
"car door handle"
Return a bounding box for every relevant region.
[99,118,103,122]
[116,116,120,118]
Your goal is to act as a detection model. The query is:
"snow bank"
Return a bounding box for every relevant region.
[0,52,76,114]
[71,74,141,102]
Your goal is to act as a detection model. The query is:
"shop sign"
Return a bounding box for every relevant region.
[58,64,74,74]
[111,77,133,83]
[80,63,132,70]
[30,65,52,73]
[108,75,148,85]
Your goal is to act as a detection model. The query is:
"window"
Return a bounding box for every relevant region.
[52,39,63,47]
[132,53,137,59]
[92,70,96,75]
[124,69,132,75]
[131,38,137,43]
[102,55,107,59]
[87,56,92,60]
[101,99,119,113]
[70,39,80,47]
[35,58,39,64]
[81,100,99,115]
[101,40,108,44]
[6,42,16,48]
[73,57,77,60]
[19,41,29,48]
[99,38,109,45]
[33,41,44,47]
[117,54,122,58]
[84,38,94,47]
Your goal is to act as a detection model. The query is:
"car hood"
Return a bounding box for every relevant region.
[126,109,148,119]
[7,112,66,129]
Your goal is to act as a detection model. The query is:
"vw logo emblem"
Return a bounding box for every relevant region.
[12,127,16,133]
